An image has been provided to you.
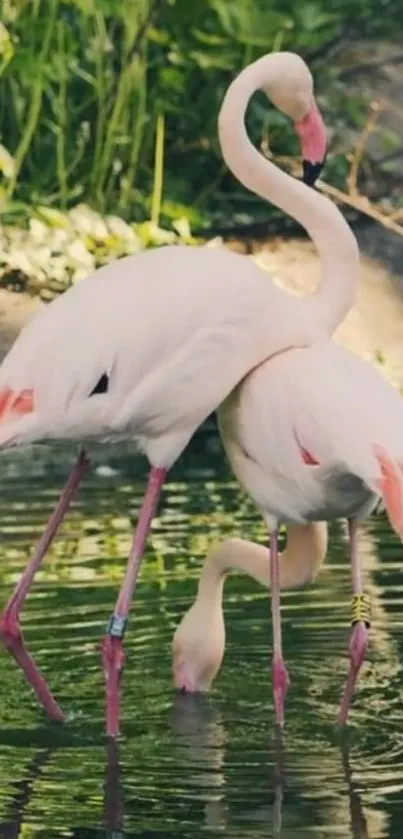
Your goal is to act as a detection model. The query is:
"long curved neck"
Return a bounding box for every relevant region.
[218,55,359,338]
[197,522,328,603]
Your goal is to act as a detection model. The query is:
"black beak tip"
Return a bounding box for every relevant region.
[302,158,326,188]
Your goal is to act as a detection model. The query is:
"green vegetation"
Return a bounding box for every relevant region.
[0,0,402,294]
[0,203,200,298]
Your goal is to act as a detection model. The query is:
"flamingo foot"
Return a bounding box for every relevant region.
[338,622,368,726]
[102,630,126,739]
[272,655,290,728]
[0,606,65,721]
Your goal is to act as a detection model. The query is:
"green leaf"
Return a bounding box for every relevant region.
[159,67,186,92]
[36,206,70,228]
[148,27,170,45]
[189,49,234,70]
[295,4,340,31]
[0,144,15,179]
[207,0,292,45]
[192,29,228,46]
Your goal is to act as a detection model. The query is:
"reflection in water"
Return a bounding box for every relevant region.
[104,740,124,839]
[170,694,227,830]
[0,442,402,836]
[101,697,376,839]
[0,732,376,839]
[341,740,370,839]
[0,750,51,839]
[272,730,285,838]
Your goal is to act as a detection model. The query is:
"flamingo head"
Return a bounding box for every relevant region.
[262,52,328,187]
[172,598,225,694]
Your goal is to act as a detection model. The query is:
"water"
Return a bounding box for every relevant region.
[1,433,403,838]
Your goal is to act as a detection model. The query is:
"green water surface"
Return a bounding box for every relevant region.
[0,433,402,838]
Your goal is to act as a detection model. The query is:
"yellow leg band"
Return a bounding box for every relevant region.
[351,593,371,628]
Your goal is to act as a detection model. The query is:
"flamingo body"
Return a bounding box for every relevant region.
[218,340,403,529]
[0,245,322,464]
[217,339,403,726]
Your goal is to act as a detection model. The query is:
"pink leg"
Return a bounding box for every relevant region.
[270,530,290,728]
[0,449,90,721]
[338,518,369,726]
[101,466,167,739]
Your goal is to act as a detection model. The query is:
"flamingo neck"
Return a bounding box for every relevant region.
[196,538,270,605]
[218,54,359,339]
[196,523,328,604]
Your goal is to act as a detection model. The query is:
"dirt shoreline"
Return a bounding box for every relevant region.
[1,234,403,388]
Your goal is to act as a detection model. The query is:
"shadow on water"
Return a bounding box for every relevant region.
[0,431,403,836]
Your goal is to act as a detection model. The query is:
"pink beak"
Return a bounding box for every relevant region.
[295,101,328,187]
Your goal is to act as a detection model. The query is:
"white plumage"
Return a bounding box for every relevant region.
[217,338,403,729]
[0,245,319,463]
[218,340,403,529]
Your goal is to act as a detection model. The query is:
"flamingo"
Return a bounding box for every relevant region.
[209,339,403,727]
[0,50,340,739]
[172,523,328,694]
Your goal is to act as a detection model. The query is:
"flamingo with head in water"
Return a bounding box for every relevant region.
[203,338,403,728]
[173,523,328,693]
[0,51,336,738]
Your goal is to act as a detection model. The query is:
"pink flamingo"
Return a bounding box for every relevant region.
[0,51,334,738]
[173,523,328,693]
[211,339,403,727]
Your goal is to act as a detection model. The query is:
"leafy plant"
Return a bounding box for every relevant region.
[0,0,401,227]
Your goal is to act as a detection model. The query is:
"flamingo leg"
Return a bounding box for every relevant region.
[270,530,290,728]
[102,465,167,739]
[338,518,370,725]
[0,449,90,721]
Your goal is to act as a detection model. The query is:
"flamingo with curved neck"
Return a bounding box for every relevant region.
[218,52,359,338]
[0,52,349,738]
[173,523,328,694]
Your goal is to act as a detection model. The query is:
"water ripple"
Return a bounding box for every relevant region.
[0,442,402,836]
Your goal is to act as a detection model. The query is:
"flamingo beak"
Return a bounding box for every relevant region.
[302,156,327,187]
[295,101,328,188]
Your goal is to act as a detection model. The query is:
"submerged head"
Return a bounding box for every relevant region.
[172,598,225,694]
[261,52,328,187]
